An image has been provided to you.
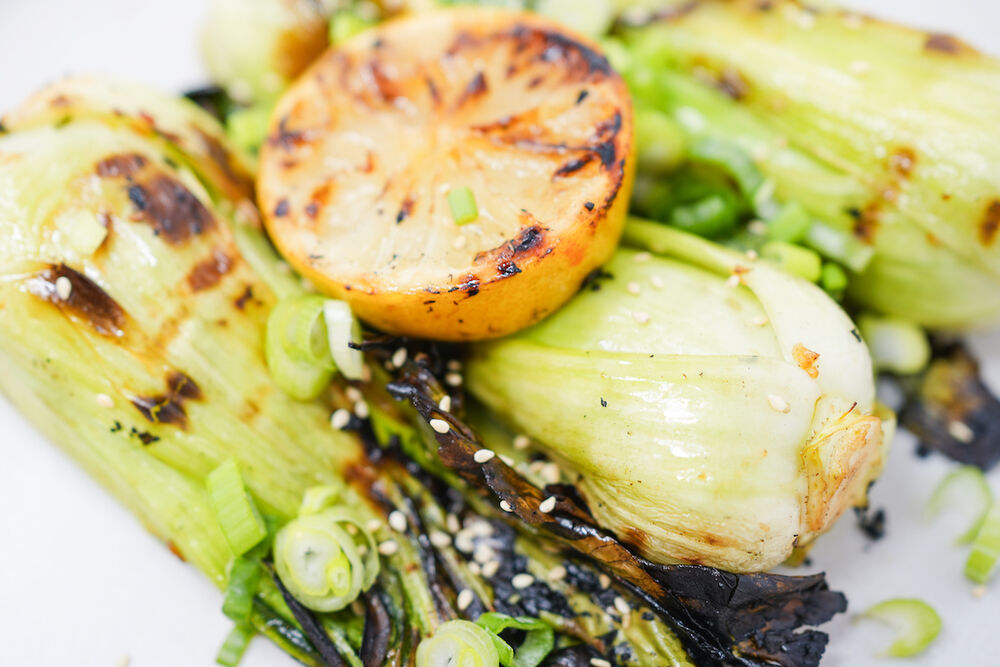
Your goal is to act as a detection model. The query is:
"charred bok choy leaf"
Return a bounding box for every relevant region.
[619,0,1000,329]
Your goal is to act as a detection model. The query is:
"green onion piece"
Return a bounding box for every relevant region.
[207,459,268,556]
[856,598,941,658]
[265,297,333,400]
[284,295,335,369]
[688,137,765,204]
[926,465,993,544]
[329,11,375,45]
[535,0,613,38]
[634,107,687,174]
[416,620,502,667]
[668,193,739,238]
[322,300,364,380]
[820,262,849,296]
[448,187,479,225]
[273,507,379,611]
[766,202,811,243]
[761,241,822,283]
[226,103,273,155]
[222,557,262,624]
[804,222,876,272]
[475,613,555,667]
[216,624,254,667]
[966,498,1000,584]
[299,484,343,516]
[857,313,930,375]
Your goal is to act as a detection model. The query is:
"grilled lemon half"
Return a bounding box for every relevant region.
[258,8,634,340]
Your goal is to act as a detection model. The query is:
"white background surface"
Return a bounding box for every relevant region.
[1,1,998,665]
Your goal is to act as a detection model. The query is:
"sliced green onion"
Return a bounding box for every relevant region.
[274,507,379,612]
[265,297,333,400]
[299,484,343,516]
[222,557,262,624]
[766,202,811,243]
[668,193,739,238]
[416,620,501,667]
[761,241,822,283]
[820,262,849,296]
[475,613,555,667]
[226,102,273,155]
[282,295,335,368]
[926,466,993,544]
[329,11,375,45]
[322,300,364,380]
[634,107,687,174]
[856,598,941,658]
[448,186,479,225]
[857,313,931,375]
[966,498,1000,584]
[804,222,876,272]
[688,137,765,204]
[207,459,268,556]
[216,624,254,667]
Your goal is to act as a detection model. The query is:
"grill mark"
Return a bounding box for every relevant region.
[131,371,203,430]
[497,260,521,277]
[425,76,441,106]
[367,58,401,103]
[508,24,612,81]
[575,89,589,105]
[234,285,255,310]
[187,249,233,292]
[925,33,971,55]
[26,264,126,337]
[553,154,594,179]
[454,71,489,108]
[127,174,215,244]
[980,200,1000,246]
[716,68,750,101]
[268,115,309,151]
[274,199,290,217]
[96,153,146,178]
[195,127,255,197]
[396,195,415,224]
[889,147,916,178]
[851,203,880,244]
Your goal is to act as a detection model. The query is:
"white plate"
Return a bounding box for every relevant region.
[0,1,997,665]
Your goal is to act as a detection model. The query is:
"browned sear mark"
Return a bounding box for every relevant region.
[716,68,750,101]
[852,203,880,244]
[793,343,820,379]
[26,264,126,337]
[925,33,973,55]
[454,71,489,109]
[889,147,916,178]
[96,153,147,178]
[980,200,1000,246]
[234,285,255,310]
[127,175,215,244]
[187,248,233,292]
[131,371,203,429]
[396,195,415,224]
[195,127,255,198]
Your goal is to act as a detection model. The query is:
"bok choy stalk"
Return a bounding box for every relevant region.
[465,218,891,572]
[619,0,1000,329]
[0,76,701,666]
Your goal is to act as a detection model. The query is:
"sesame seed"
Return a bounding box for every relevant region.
[746,249,759,261]
[447,513,461,533]
[356,544,368,556]
[473,543,495,564]
[948,420,975,443]
[511,573,534,589]
[473,448,496,463]
[470,521,493,537]
[345,523,359,535]
[499,454,515,466]
[330,408,352,430]
[973,585,987,599]
[455,532,475,553]
[768,394,791,414]
[500,500,514,513]
[457,589,475,611]
[96,393,114,408]
[468,562,481,575]
[725,274,741,288]
[377,540,398,556]
[513,434,531,450]
[650,275,664,289]
[345,386,363,403]
[388,510,407,533]
[438,395,452,412]
[590,659,612,667]
[481,560,500,577]
[447,359,463,371]
[445,372,463,387]
[360,364,372,383]
[751,315,769,327]
[599,574,611,589]
[391,347,408,368]
[626,281,641,296]
[430,418,451,433]
[614,596,630,616]
[454,235,467,249]
[429,530,451,548]
[354,400,369,419]
[632,311,650,325]
[539,496,557,513]
[366,519,383,533]
[547,565,567,581]
[633,251,652,263]
[118,656,131,667]
[748,220,768,236]
[540,462,561,485]
[55,276,72,300]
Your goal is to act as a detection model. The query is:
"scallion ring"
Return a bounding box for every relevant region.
[416,620,501,667]
[855,598,941,658]
[966,498,1000,585]
[265,297,333,400]
[926,465,993,544]
[323,300,364,381]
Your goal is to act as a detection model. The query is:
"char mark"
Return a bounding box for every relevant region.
[26,264,126,337]
[509,24,612,80]
[187,249,233,292]
[454,71,489,108]
[268,116,310,151]
[127,174,216,244]
[553,154,594,179]
[981,200,1000,246]
[396,195,415,224]
[96,153,147,178]
[195,127,255,197]
[925,32,972,55]
[130,371,203,430]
